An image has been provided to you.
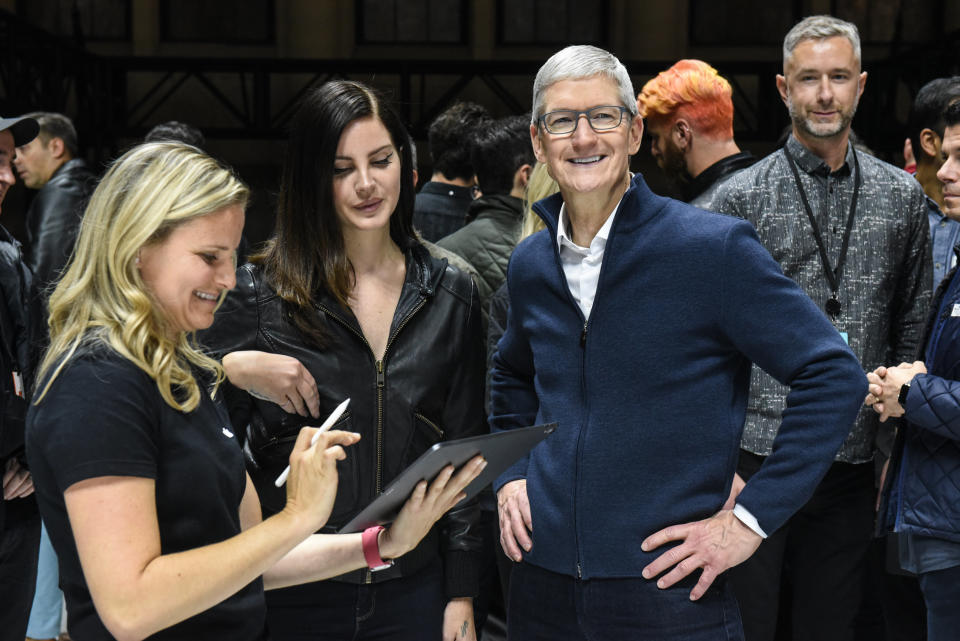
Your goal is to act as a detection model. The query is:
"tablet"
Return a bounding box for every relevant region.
[338,423,556,533]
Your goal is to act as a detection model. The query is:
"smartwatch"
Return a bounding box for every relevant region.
[362,525,394,571]
[897,380,911,407]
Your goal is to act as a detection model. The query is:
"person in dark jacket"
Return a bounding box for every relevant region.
[0,113,40,641]
[636,59,754,206]
[490,44,867,641]
[868,101,960,641]
[438,115,534,312]
[201,80,486,641]
[13,112,95,301]
[413,102,491,242]
[436,113,534,635]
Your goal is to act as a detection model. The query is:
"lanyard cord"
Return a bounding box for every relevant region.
[782,143,861,314]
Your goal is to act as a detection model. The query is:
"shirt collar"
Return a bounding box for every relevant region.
[926,194,946,220]
[556,196,622,253]
[785,134,854,178]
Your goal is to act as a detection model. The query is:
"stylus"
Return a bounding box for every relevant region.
[274,397,351,487]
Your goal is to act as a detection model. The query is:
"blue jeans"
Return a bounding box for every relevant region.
[507,561,744,641]
[26,522,63,639]
[264,559,445,641]
[919,564,960,641]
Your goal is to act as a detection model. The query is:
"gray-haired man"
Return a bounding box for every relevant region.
[703,15,932,640]
[489,44,866,640]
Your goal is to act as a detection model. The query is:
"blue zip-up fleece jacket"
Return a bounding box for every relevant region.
[883,252,960,542]
[490,173,867,580]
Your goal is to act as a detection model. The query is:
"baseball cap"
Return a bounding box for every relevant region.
[0,115,39,146]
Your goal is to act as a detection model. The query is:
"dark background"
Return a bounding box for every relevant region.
[1,0,957,249]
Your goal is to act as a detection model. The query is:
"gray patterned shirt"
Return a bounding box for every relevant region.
[703,136,932,463]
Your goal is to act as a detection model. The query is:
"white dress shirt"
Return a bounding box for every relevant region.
[556,201,619,320]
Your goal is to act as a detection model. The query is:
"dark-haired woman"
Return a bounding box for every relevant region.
[202,81,486,641]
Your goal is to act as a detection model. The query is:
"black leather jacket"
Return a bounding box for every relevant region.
[26,158,96,296]
[201,242,486,597]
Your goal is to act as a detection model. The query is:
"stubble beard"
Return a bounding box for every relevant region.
[659,144,691,186]
[787,94,858,140]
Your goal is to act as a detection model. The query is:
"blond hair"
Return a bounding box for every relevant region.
[521,162,559,239]
[35,142,249,412]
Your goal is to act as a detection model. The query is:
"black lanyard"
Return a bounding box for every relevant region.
[782,144,861,316]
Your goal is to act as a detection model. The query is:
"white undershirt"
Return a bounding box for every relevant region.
[556,201,619,320]
[554,196,768,540]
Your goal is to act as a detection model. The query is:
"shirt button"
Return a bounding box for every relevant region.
[448,190,455,196]
[937,262,943,269]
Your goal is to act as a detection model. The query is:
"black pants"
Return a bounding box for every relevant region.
[0,506,40,641]
[472,506,512,638]
[265,559,445,641]
[730,450,874,641]
[861,535,926,641]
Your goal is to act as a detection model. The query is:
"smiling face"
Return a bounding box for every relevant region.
[531,75,643,202]
[138,204,244,334]
[332,116,402,235]
[938,124,960,221]
[777,36,866,142]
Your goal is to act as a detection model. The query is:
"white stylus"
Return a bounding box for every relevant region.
[274,397,351,487]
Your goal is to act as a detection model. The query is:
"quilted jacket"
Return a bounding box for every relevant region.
[884,253,960,542]
[436,193,523,307]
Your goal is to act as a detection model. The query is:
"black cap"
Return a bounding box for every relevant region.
[0,115,39,146]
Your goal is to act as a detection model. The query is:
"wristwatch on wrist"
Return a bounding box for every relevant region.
[897,380,911,407]
[362,525,394,571]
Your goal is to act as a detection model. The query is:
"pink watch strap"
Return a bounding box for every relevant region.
[362,525,392,570]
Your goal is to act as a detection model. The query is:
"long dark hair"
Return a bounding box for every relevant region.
[256,80,417,346]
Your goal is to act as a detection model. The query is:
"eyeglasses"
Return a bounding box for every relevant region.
[538,106,629,135]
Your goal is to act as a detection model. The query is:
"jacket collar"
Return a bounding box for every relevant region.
[315,241,442,316]
[532,172,665,241]
[464,193,523,224]
[0,223,19,248]
[419,181,474,200]
[682,151,756,202]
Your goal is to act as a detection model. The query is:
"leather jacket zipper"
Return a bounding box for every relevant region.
[316,294,428,584]
[376,298,428,494]
[376,359,385,493]
[317,298,428,495]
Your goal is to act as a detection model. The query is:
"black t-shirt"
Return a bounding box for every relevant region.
[26,346,268,641]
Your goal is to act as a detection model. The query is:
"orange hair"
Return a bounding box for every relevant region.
[637,59,734,140]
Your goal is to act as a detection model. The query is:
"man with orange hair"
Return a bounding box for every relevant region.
[637,59,754,205]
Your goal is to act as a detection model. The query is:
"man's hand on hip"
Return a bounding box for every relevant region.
[641,509,762,601]
[497,479,532,562]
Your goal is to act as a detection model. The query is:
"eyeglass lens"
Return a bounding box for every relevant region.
[542,106,624,134]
